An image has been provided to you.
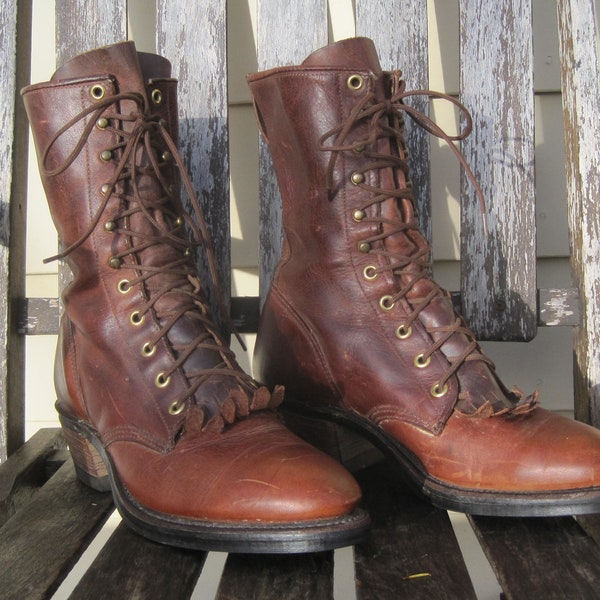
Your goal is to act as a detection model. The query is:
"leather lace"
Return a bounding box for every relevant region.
[41,89,257,415]
[319,71,496,399]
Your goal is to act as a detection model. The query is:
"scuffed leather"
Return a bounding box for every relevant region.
[22,41,362,523]
[249,37,600,495]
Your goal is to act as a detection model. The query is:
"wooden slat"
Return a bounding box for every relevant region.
[470,515,600,599]
[55,0,126,62]
[0,460,114,600]
[557,0,600,427]
[459,0,537,341]
[0,428,65,527]
[70,522,207,599]
[256,0,329,303]
[0,0,32,460]
[217,552,334,600]
[356,0,431,243]
[353,461,476,600]
[156,0,231,323]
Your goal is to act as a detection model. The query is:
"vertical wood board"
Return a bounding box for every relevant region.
[557,0,600,426]
[256,0,329,302]
[157,0,231,322]
[356,0,431,244]
[459,0,537,341]
[0,0,31,460]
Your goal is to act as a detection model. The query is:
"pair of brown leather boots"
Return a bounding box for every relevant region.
[23,37,600,553]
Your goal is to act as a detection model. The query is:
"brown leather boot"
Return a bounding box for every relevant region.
[22,41,369,552]
[247,37,600,517]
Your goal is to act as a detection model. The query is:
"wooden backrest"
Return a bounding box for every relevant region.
[1,0,598,460]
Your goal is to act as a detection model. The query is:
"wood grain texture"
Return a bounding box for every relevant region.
[0,460,114,599]
[459,0,537,341]
[55,0,127,64]
[157,0,231,323]
[70,522,207,599]
[470,514,600,599]
[557,0,600,427]
[217,552,334,600]
[353,461,476,600]
[256,0,329,303]
[0,0,31,460]
[0,428,65,527]
[356,0,431,243]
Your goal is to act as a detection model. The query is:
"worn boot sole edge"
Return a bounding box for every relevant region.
[58,411,371,553]
[281,400,600,518]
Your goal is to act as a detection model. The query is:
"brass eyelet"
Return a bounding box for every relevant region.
[90,84,105,100]
[168,400,185,415]
[347,74,364,91]
[100,150,113,162]
[395,324,413,340]
[130,311,145,326]
[101,183,111,196]
[156,372,171,388]
[159,118,168,128]
[353,209,366,222]
[117,279,131,294]
[104,220,116,232]
[414,353,431,369]
[358,241,371,254]
[431,382,449,398]
[161,151,172,162]
[175,217,183,226]
[151,89,163,104]
[96,117,109,129]
[353,143,365,153]
[380,295,395,311]
[363,265,378,280]
[351,171,365,185]
[141,342,156,357]
[108,256,121,269]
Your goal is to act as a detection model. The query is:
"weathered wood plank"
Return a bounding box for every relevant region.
[55,0,127,67]
[157,0,231,325]
[0,427,65,527]
[356,0,431,243]
[557,0,600,427]
[217,551,334,600]
[353,461,476,600]
[0,460,114,599]
[459,0,537,341]
[537,287,579,327]
[256,0,329,303]
[470,514,600,599]
[70,521,206,599]
[0,0,32,460]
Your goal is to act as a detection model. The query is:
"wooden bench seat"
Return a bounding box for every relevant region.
[2,428,600,599]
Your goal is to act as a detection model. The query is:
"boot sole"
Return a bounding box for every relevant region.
[58,410,371,553]
[281,400,600,517]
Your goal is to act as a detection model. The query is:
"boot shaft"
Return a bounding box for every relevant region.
[22,42,181,285]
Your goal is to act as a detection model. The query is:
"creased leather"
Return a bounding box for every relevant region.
[22,41,362,523]
[249,37,600,495]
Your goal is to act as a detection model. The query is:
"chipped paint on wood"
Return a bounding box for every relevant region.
[557,0,600,425]
[157,0,231,323]
[0,0,31,461]
[459,0,537,341]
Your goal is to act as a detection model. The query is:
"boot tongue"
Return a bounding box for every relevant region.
[302,37,383,75]
[52,41,148,95]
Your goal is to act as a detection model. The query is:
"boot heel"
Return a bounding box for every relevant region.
[61,426,112,492]
[281,408,384,472]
